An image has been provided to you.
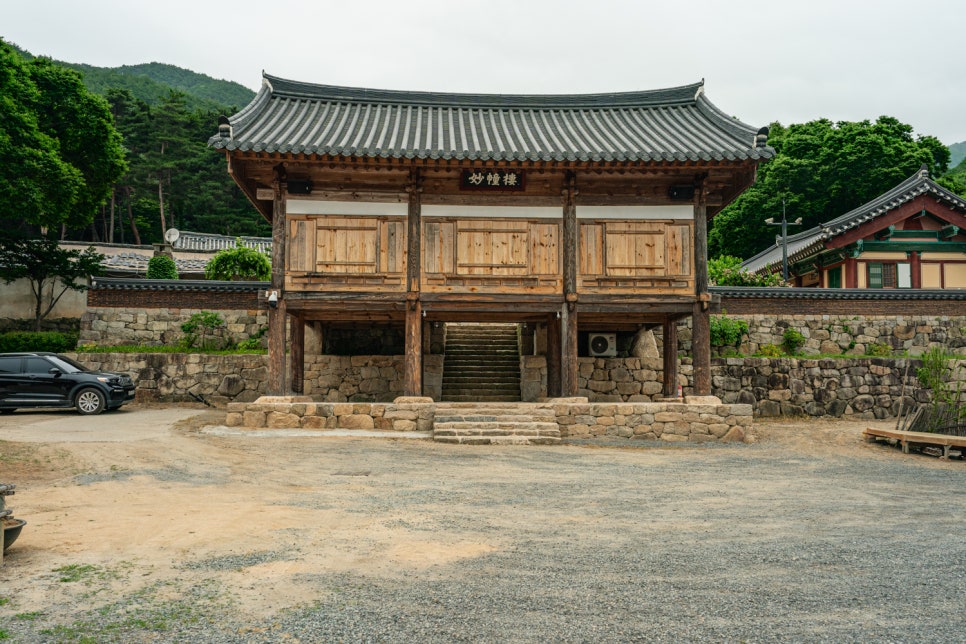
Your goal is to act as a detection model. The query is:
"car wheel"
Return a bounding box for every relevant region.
[75,388,106,415]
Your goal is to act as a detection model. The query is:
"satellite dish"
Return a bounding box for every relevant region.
[164,228,181,244]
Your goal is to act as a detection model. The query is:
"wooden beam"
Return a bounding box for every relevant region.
[546,315,561,398]
[405,299,422,396]
[692,180,711,396]
[562,171,578,296]
[268,164,287,395]
[662,316,679,398]
[561,305,578,397]
[291,313,305,394]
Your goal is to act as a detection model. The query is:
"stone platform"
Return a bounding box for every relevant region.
[225,396,753,444]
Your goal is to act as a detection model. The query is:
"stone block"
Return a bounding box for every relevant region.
[338,415,375,430]
[242,410,266,427]
[392,419,417,432]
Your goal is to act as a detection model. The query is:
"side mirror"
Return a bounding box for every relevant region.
[49,367,62,377]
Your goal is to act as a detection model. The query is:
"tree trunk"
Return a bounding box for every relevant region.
[109,188,116,243]
[127,190,141,245]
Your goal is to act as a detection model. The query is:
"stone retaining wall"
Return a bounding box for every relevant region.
[225,401,436,432]
[69,352,946,421]
[552,401,752,442]
[79,307,268,348]
[68,352,268,407]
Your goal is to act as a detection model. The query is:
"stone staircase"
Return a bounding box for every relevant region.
[442,323,521,402]
[432,403,561,445]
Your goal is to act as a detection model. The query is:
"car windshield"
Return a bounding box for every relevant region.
[46,355,87,374]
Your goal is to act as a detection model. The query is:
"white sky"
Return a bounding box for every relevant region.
[4,0,964,145]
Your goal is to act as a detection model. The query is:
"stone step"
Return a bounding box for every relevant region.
[433,424,560,436]
[434,416,556,425]
[439,395,522,402]
[442,388,521,398]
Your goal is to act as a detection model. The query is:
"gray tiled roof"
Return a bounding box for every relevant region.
[100,252,209,274]
[90,277,265,292]
[209,74,774,164]
[173,231,271,254]
[742,166,966,274]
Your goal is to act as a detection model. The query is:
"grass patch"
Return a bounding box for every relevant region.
[14,612,44,621]
[76,344,265,355]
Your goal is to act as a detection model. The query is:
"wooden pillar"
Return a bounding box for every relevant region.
[290,314,304,394]
[267,164,287,395]
[662,316,679,398]
[845,257,858,288]
[910,251,921,288]
[561,304,578,397]
[546,315,561,398]
[405,300,422,396]
[404,170,423,396]
[692,181,711,396]
[561,171,579,397]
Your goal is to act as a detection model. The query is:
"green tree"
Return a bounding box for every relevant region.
[0,39,126,234]
[146,254,178,279]
[710,117,951,260]
[205,240,271,281]
[0,237,103,330]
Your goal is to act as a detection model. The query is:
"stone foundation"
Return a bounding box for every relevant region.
[225,398,753,444]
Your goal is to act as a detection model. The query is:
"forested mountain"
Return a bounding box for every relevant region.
[950,141,966,168]
[10,43,254,112]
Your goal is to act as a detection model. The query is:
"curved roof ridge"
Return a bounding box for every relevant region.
[262,73,705,110]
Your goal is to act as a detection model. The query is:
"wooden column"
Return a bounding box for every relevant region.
[910,251,921,288]
[662,316,679,398]
[404,170,423,396]
[546,316,561,398]
[267,164,287,395]
[561,304,578,397]
[561,172,579,397]
[290,313,304,394]
[845,257,858,288]
[692,181,711,396]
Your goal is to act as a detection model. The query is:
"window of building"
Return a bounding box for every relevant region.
[867,262,910,288]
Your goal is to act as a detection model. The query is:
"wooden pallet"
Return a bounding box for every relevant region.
[863,427,966,459]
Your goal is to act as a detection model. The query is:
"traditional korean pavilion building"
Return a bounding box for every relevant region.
[743,166,966,288]
[210,74,773,399]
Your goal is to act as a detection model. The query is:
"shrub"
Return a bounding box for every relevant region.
[865,342,893,357]
[709,255,787,287]
[236,326,268,351]
[755,343,784,358]
[179,311,225,349]
[205,240,271,281]
[146,254,178,280]
[0,331,78,352]
[710,315,748,351]
[782,328,806,355]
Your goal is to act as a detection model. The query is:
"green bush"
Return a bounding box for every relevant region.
[865,342,893,357]
[205,240,271,281]
[0,331,78,352]
[236,326,268,351]
[781,328,806,355]
[755,343,784,358]
[179,311,225,349]
[146,254,178,279]
[710,315,748,350]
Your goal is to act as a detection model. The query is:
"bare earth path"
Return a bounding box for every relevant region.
[1,405,963,642]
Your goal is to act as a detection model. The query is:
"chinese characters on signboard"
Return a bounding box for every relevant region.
[460,169,526,191]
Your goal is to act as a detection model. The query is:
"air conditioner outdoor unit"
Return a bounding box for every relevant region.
[588,333,617,357]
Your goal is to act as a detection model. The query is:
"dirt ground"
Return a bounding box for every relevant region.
[1,405,962,641]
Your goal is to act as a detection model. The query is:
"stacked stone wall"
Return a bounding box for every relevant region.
[225,401,435,432]
[79,307,267,348]
[67,352,268,407]
[553,401,752,442]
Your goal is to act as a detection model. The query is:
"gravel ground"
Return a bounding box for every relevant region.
[1,412,964,643]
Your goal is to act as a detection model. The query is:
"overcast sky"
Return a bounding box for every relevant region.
[4,0,964,145]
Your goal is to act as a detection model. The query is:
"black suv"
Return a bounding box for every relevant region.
[0,353,135,415]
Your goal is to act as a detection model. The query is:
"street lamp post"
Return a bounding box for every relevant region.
[765,198,802,282]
